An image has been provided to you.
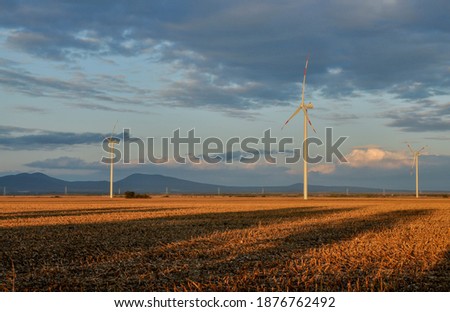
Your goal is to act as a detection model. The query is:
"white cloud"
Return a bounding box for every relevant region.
[327,67,342,75]
[310,163,336,174]
[344,147,410,169]
[309,147,411,176]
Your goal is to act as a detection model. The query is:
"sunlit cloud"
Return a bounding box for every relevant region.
[344,147,410,169]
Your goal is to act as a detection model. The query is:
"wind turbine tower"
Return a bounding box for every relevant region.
[107,122,119,199]
[282,55,316,200]
[407,144,426,198]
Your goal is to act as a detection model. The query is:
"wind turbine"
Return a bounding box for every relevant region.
[107,122,119,199]
[282,55,316,200]
[407,144,426,198]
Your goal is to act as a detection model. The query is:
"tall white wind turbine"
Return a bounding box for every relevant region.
[407,144,426,198]
[282,56,316,200]
[107,122,119,199]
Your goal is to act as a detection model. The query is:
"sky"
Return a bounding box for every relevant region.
[0,0,449,191]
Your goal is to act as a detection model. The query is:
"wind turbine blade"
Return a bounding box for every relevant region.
[283,55,310,130]
[111,120,118,137]
[301,55,309,105]
[304,108,317,133]
[282,106,302,129]
[407,143,414,154]
[418,146,427,154]
[410,158,415,175]
[108,120,119,143]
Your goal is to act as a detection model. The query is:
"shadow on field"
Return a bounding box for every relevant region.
[0,207,184,220]
[414,249,450,291]
[165,209,433,291]
[0,205,357,291]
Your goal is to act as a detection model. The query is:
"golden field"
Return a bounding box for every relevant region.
[0,195,448,291]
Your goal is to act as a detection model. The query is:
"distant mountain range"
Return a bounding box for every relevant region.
[0,172,407,195]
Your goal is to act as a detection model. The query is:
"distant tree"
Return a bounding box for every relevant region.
[124,191,150,199]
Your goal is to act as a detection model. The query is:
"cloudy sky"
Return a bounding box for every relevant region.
[0,0,449,191]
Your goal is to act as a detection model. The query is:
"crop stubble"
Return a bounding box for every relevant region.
[0,196,448,291]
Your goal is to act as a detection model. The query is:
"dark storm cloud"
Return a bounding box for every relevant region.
[70,103,149,114]
[0,125,35,135]
[0,67,151,106]
[383,102,450,132]
[0,0,449,111]
[158,70,289,112]
[0,125,105,150]
[25,156,101,170]
[425,137,450,141]
[6,29,101,60]
[318,112,360,124]
[198,149,286,163]
[15,105,48,113]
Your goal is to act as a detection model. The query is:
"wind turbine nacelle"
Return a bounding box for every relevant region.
[107,137,120,144]
[306,102,314,109]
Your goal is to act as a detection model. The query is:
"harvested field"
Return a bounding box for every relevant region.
[0,196,449,291]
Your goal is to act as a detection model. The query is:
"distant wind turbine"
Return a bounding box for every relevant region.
[407,144,426,198]
[282,55,316,200]
[107,122,119,199]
